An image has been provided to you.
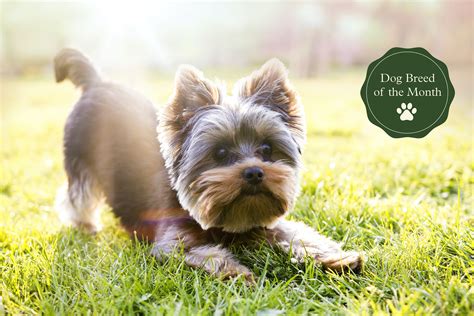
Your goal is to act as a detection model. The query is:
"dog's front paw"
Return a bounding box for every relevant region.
[318,250,363,273]
[72,221,102,234]
[184,244,256,283]
[219,264,256,285]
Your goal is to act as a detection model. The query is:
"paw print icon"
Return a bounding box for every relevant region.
[396,102,417,121]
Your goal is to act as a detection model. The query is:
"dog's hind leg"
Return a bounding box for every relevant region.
[55,164,103,233]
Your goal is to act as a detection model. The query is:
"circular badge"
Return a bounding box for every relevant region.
[361,47,455,138]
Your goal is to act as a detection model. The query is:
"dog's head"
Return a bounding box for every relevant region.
[158,59,306,232]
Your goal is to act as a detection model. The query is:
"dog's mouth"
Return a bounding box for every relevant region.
[241,184,264,196]
[239,184,283,205]
[187,159,297,232]
[213,188,286,232]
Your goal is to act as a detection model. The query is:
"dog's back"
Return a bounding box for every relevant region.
[54,49,179,232]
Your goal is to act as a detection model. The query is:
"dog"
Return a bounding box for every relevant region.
[54,48,362,281]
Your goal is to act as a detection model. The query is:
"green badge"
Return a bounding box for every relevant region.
[361,47,455,138]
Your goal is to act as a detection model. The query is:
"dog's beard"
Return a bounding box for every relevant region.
[188,158,298,232]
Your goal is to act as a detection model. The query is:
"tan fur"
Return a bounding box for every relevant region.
[158,65,225,187]
[151,220,255,282]
[264,220,363,272]
[165,65,223,125]
[189,158,297,232]
[233,58,306,148]
[56,50,362,281]
[186,245,254,281]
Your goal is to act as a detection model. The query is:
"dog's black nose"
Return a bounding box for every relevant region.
[243,167,264,185]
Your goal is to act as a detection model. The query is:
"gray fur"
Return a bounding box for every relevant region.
[55,49,179,228]
[55,49,362,278]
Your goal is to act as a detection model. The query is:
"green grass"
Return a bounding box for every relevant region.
[1,70,473,315]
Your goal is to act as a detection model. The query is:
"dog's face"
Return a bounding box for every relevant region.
[158,59,306,232]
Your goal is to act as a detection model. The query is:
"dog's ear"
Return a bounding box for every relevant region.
[159,66,223,185]
[234,58,305,147]
[165,65,223,125]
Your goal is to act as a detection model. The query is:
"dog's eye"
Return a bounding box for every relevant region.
[261,143,272,155]
[260,143,272,161]
[214,147,229,161]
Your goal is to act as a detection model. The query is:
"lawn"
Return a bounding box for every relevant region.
[1,69,473,315]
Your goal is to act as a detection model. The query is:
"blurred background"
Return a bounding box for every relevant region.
[1,1,472,78]
[1,0,472,173]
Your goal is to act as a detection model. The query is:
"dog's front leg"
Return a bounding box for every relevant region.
[266,219,363,272]
[150,221,254,282]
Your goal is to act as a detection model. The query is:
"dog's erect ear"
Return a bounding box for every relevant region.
[234,59,295,107]
[166,65,223,125]
[234,58,306,147]
[159,65,223,186]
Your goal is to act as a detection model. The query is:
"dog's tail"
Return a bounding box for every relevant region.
[54,48,100,89]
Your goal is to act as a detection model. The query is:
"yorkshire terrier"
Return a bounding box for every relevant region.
[54,48,362,281]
